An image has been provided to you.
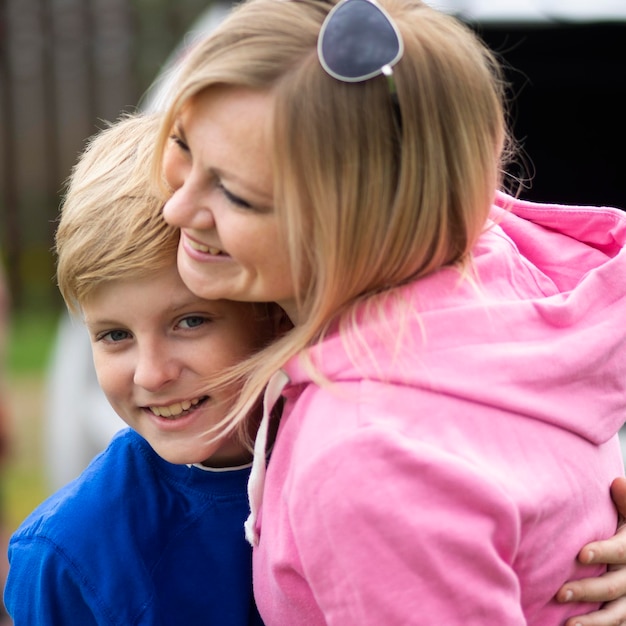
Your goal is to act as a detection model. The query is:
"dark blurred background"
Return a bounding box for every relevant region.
[479,20,626,211]
[0,0,214,312]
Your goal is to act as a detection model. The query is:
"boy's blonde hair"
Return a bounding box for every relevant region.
[56,113,179,314]
[152,0,513,437]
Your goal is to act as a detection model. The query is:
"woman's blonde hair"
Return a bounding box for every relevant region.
[153,0,512,440]
[56,112,179,314]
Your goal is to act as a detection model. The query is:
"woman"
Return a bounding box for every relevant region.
[155,0,626,622]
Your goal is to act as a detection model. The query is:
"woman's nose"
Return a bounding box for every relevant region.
[163,181,216,231]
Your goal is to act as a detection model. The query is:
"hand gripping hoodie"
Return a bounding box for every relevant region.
[246,193,626,625]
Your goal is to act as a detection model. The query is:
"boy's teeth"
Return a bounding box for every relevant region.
[208,247,221,255]
[149,397,202,418]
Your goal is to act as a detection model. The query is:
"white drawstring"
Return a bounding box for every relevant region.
[245,369,290,547]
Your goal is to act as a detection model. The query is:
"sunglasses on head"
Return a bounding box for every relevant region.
[317,0,404,87]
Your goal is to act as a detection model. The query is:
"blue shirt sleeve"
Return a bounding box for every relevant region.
[6,535,106,626]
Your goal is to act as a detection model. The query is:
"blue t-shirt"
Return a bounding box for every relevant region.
[5,428,264,625]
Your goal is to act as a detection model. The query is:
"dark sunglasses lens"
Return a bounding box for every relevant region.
[321,0,401,80]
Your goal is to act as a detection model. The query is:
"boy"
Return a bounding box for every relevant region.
[4,113,277,625]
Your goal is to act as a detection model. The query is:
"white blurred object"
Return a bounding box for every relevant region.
[426,0,626,21]
[45,315,123,490]
[140,2,233,113]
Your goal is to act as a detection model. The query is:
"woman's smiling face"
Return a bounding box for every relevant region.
[162,86,297,321]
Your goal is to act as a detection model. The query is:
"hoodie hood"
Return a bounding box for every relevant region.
[245,192,626,548]
[283,192,626,446]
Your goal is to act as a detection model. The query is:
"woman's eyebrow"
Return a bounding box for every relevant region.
[172,118,187,141]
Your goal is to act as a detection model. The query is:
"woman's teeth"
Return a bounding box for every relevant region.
[149,397,204,419]
[188,239,222,255]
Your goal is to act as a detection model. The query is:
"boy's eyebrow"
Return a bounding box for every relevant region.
[168,296,227,319]
[85,297,220,320]
[82,315,119,330]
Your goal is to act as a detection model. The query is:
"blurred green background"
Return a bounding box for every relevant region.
[4,310,58,531]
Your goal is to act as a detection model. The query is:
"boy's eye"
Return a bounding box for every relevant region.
[100,329,131,343]
[179,316,207,329]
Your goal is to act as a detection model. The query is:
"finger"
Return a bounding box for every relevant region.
[579,479,626,566]
[612,477,626,522]
[580,537,626,566]
[557,569,626,604]
[563,595,626,626]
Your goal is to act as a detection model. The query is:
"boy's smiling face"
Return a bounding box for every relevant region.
[82,264,271,467]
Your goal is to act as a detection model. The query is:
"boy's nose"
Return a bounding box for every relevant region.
[133,344,180,391]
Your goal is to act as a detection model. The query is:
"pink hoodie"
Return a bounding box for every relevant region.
[248,193,626,625]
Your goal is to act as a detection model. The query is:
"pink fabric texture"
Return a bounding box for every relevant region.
[252,194,626,624]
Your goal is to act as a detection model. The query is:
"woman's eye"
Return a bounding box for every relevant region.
[169,133,189,153]
[179,316,207,329]
[217,182,253,209]
[100,329,131,343]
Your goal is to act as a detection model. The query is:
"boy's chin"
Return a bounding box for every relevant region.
[147,439,220,467]
[148,438,251,468]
